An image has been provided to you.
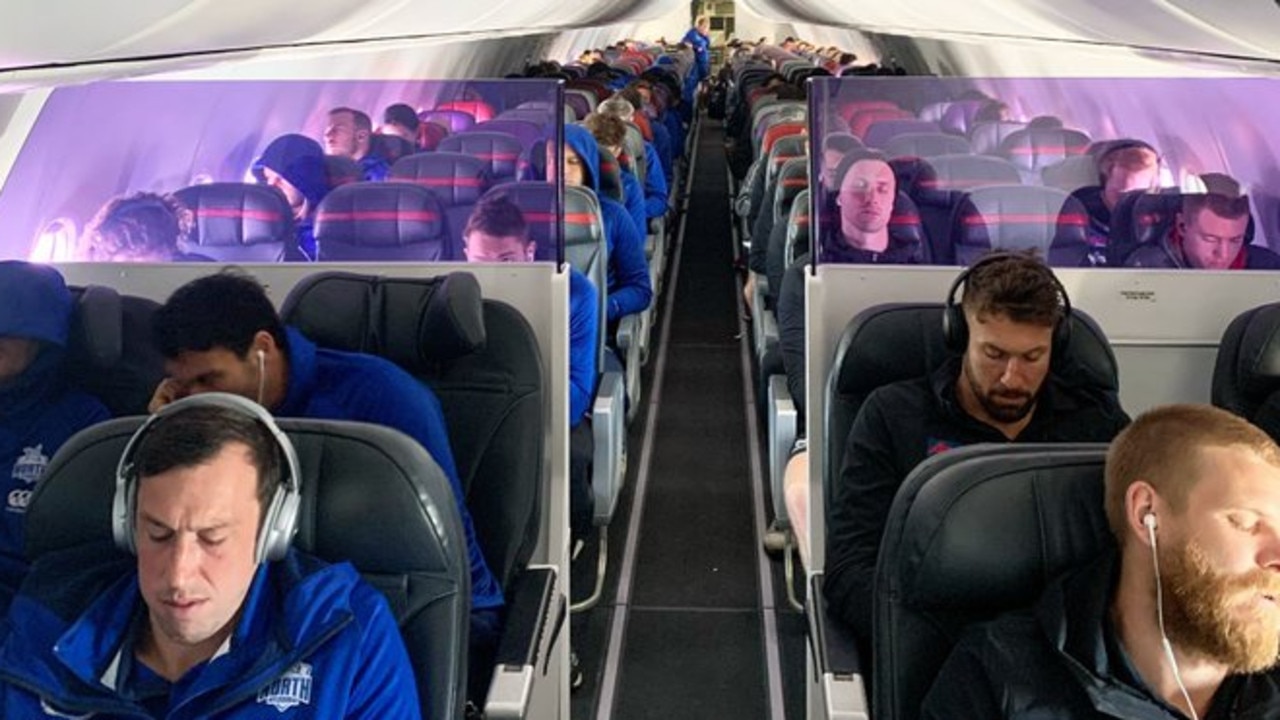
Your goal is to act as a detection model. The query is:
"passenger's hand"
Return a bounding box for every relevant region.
[743,273,756,317]
[148,378,181,414]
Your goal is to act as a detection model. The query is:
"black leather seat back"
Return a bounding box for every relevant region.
[875,444,1113,720]
[279,271,543,594]
[28,417,471,720]
[1213,302,1280,438]
[173,183,294,262]
[65,285,165,416]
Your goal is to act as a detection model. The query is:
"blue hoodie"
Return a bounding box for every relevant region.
[564,125,653,322]
[0,544,420,718]
[252,134,332,260]
[569,268,599,428]
[275,327,503,613]
[0,262,109,607]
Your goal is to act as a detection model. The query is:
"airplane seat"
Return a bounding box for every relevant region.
[313,182,447,261]
[28,416,474,720]
[967,120,1027,155]
[755,157,809,367]
[564,89,596,121]
[950,185,1091,267]
[65,285,165,416]
[883,132,971,159]
[940,99,992,136]
[172,182,295,262]
[438,131,523,185]
[751,101,805,144]
[837,99,899,128]
[1041,154,1099,192]
[784,188,812,267]
[417,120,449,152]
[874,444,1113,720]
[567,78,610,104]
[1211,302,1280,441]
[620,122,648,186]
[916,100,951,123]
[389,151,492,261]
[905,154,1023,264]
[562,186,628,531]
[280,271,555,718]
[758,120,806,160]
[471,119,543,152]
[997,127,1092,184]
[862,119,941,150]
[438,99,495,123]
[371,133,418,165]
[323,155,365,189]
[420,109,476,134]
[482,180,556,260]
[1110,190,1259,268]
[596,147,626,205]
[811,301,1116,719]
[849,108,913,140]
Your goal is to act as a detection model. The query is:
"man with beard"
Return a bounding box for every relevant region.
[823,252,1129,648]
[922,403,1280,718]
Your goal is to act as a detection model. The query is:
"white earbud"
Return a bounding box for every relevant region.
[255,349,267,405]
[1143,511,1158,532]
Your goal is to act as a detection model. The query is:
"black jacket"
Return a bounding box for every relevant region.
[823,357,1129,643]
[921,552,1280,718]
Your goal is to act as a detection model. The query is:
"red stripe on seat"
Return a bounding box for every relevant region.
[318,211,440,222]
[197,208,284,222]
[472,153,520,162]
[963,213,1087,225]
[396,176,485,187]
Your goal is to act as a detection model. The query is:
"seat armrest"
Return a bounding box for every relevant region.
[807,572,869,720]
[486,566,562,719]
[614,314,643,423]
[767,375,797,524]
[592,371,627,525]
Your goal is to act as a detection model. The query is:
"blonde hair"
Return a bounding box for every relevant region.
[1104,404,1280,542]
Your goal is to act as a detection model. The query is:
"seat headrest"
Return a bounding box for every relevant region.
[1041,154,1099,192]
[939,99,988,136]
[173,183,294,262]
[1107,190,1182,266]
[390,151,491,206]
[279,271,485,367]
[967,120,1027,155]
[67,285,122,368]
[28,416,466,582]
[952,185,1091,267]
[889,192,924,247]
[786,189,811,263]
[483,181,558,261]
[884,132,971,160]
[564,187,605,279]
[314,182,446,261]
[907,154,1022,204]
[761,122,806,156]
[473,119,543,151]
[862,119,941,150]
[437,131,523,182]
[1227,303,1280,400]
[831,302,1119,404]
[420,109,476,133]
[437,100,495,123]
[998,128,1092,172]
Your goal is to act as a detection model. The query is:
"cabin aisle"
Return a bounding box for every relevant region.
[574,116,775,719]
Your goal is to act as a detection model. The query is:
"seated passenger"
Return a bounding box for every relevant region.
[0,262,110,609]
[80,191,210,262]
[251,134,331,260]
[582,113,647,236]
[824,253,1129,645]
[460,195,599,541]
[381,102,422,148]
[1127,179,1280,270]
[1070,139,1160,251]
[147,270,504,704]
[819,133,862,191]
[823,154,922,264]
[923,404,1280,719]
[323,107,390,182]
[560,125,653,323]
[0,396,420,717]
[599,94,672,215]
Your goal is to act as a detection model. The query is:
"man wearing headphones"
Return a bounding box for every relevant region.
[823,253,1129,647]
[0,395,420,717]
[1070,138,1162,255]
[923,404,1280,719]
[147,270,504,706]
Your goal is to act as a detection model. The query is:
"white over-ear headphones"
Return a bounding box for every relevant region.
[112,392,301,564]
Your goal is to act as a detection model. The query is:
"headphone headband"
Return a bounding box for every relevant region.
[112,392,301,563]
[942,252,1072,355]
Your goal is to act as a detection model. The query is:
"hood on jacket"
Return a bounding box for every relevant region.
[0,261,71,348]
[252,134,331,212]
[564,124,601,195]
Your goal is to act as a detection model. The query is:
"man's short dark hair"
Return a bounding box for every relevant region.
[152,270,289,359]
[1183,174,1250,221]
[961,252,1064,329]
[133,403,282,518]
[464,195,529,243]
[383,103,419,132]
[83,191,193,261]
[330,107,372,133]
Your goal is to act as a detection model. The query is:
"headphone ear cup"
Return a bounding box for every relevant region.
[942,304,967,354]
[112,466,138,555]
[257,483,300,563]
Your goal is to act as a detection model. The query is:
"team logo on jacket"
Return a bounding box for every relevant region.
[925,437,961,457]
[257,662,313,712]
[9,444,49,512]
